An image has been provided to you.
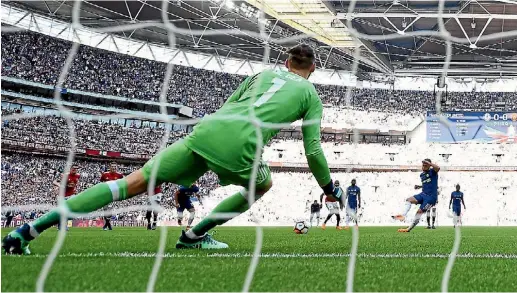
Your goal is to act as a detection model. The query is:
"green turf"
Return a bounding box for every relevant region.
[2,226,517,292]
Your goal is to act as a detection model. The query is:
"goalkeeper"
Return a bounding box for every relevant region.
[3,44,342,252]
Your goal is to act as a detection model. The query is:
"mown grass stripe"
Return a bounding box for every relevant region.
[16,252,517,259]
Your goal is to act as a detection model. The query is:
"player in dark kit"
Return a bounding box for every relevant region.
[309,200,321,227]
[425,203,438,229]
[320,180,345,230]
[53,165,80,230]
[100,162,124,230]
[146,185,164,230]
[345,179,361,229]
[175,184,202,230]
[392,159,440,233]
[426,187,440,229]
[449,184,466,227]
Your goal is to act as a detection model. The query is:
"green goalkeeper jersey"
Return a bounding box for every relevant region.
[184,69,331,186]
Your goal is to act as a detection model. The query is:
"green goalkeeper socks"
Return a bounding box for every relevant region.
[30,179,128,236]
[191,191,251,236]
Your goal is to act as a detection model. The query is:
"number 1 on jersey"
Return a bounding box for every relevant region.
[253,77,286,107]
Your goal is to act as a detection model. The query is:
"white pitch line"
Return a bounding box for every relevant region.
[12,252,517,259]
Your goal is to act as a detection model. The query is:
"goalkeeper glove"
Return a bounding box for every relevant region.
[322,180,343,199]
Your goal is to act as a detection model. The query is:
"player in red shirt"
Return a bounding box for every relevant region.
[100,162,124,231]
[146,184,164,230]
[52,165,80,230]
[319,180,345,230]
[53,165,80,198]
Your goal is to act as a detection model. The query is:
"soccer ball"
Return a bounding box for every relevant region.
[294,221,309,234]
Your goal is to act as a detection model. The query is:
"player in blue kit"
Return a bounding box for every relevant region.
[449,184,466,227]
[345,179,361,229]
[175,184,202,230]
[392,159,440,233]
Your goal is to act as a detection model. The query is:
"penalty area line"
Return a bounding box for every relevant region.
[17,252,517,259]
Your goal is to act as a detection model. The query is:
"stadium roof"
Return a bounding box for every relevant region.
[5,0,517,79]
[7,0,374,73]
[332,0,517,78]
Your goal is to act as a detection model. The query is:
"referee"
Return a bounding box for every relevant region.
[309,200,321,227]
[4,209,14,228]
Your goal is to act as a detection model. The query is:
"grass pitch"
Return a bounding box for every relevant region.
[2,226,516,292]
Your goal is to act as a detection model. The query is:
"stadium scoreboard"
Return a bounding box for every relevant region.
[426,111,517,143]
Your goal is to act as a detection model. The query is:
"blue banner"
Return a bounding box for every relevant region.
[426,111,517,143]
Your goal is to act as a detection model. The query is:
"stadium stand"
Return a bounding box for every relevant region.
[195,172,517,226]
[3,154,516,226]
[4,107,516,166]
[1,153,219,220]
[2,31,516,118]
[1,31,516,228]
[1,109,185,154]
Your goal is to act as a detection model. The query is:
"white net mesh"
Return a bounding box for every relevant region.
[2,0,516,291]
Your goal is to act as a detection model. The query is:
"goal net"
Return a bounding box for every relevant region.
[1,0,515,291]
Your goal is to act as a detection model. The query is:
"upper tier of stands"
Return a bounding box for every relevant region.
[2,31,516,119]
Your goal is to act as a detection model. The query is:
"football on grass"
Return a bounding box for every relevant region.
[294,221,309,234]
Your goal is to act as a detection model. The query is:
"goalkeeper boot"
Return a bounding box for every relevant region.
[175,231,229,249]
[2,225,32,255]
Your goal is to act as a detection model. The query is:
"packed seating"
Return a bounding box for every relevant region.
[2,109,186,154]
[2,31,516,228]
[1,153,219,217]
[2,31,516,118]
[4,107,515,165]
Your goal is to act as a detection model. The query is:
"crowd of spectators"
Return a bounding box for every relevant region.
[4,156,515,226]
[1,106,414,156]
[1,153,220,219]
[2,109,186,154]
[3,31,516,117]
[2,31,516,227]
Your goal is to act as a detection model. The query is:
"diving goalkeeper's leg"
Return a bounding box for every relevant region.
[4,140,210,254]
[176,182,272,249]
[176,160,272,249]
[2,170,149,255]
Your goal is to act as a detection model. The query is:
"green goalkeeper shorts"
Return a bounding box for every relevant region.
[142,139,271,190]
